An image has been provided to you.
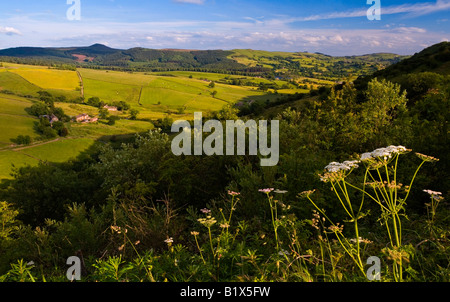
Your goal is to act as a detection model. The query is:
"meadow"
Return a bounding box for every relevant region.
[79,68,292,118]
[0,62,302,180]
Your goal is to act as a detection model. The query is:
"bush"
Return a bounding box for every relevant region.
[129,109,140,120]
[107,116,120,126]
[12,135,32,145]
[27,102,50,117]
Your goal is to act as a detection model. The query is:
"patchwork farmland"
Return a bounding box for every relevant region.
[0,62,305,179]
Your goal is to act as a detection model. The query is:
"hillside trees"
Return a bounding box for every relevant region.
[27,95,70,138]
[0,70,447,280]
[129,109,139,120]
[360,78,408,148]
[12,135,32,145]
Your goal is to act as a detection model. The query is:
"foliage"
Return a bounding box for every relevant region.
[0,44,448,283]
[11,135,32,145]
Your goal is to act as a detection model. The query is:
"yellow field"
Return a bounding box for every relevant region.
[8,68,80,91]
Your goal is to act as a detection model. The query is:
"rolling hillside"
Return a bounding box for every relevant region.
[0,44,407,81]
[0,61,300,179]
[0,43,441,182]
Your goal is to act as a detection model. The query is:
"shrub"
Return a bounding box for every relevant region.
[12,135,32,145]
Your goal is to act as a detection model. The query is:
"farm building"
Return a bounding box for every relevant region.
[74,114,98,123]
[103,105,118,111]
[75,113,90,123]
[40,114,59,124]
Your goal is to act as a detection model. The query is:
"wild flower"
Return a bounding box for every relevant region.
[111,225,121,233]
[198,216,217,228]
[200,208,211,214]
[259,188,274,194]
[350,237,372,244]
[423,189,442,198]
[365,181,384,188]
[324,160,360,173]
[415,153,439,162]
[310,210,321,230]
[319,171,346,183]
[227,190,240,196]
[110,225,128,234]
[360,145,409,162]
[299,190,316,198]
[164,238,174,250]
[328,223,344,233]
[382,247,411,265]
[387,181,403,190]
[190,231,205,264]
[423,189,444,235]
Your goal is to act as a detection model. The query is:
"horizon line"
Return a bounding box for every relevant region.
[0,42,417,58]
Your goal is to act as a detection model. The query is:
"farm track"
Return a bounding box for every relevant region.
[0,95,34,104]
[76,70,84,98]
[0,138,62,152]
[0,113,37,119]
[138,86,143,105]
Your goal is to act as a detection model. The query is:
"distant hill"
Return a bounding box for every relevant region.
[355,41,450,88]
[0,44,408,80]
[0,44,121,61]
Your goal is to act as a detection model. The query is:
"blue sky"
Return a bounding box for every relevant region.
[0,0,449,55]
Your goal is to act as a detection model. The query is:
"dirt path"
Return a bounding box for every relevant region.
[76,70,84,98]
[138,86,143,105]
[6,138,61,152]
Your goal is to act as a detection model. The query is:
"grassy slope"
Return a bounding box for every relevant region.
[14,138,96,163]
[0,63,81,100]
[79,68,286,119]
[8,68,79,91]
[0,70,41,96]
[0,94,38,147]
[0,62,303,180]
[228,49,407,81]
[0,150,37,179]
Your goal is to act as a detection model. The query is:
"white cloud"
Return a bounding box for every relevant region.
[290,0,450,22]
[0,26,21,35]
[0,10,447,56]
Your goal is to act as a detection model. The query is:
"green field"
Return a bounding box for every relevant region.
[79,68,289,119]
[15,138,96,163]
[0,94,38,148]
[0,94,33,116]
[67,119,154,139]
[0,115,37,146]
[0,62,302,180]
[0,150,37,179]
[0,138,98,179]
[0,63,81,100]
[0,70,41,96]
[9,68,79,91]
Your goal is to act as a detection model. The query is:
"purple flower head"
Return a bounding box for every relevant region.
[200,208,211,214]
[228,190,241,196]
[258,188,274,194]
